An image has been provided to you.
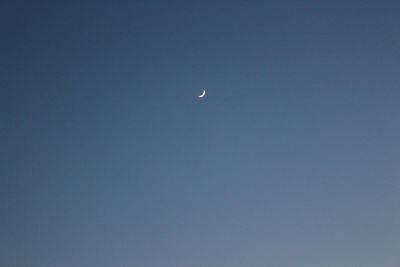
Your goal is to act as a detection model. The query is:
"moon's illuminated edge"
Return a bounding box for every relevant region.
[198,89,206,98]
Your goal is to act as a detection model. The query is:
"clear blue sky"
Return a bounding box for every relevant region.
[1,1,400,266]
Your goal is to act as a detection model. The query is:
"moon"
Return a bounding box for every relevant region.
[198,89,206,98]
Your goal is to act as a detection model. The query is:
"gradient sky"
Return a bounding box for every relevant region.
[1,1,400,266]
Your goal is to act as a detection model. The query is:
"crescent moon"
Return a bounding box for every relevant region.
[198,89,206,98]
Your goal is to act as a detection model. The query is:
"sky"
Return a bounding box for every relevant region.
[1,1,400,266]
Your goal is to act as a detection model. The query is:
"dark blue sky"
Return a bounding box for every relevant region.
[1,1,400,266]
